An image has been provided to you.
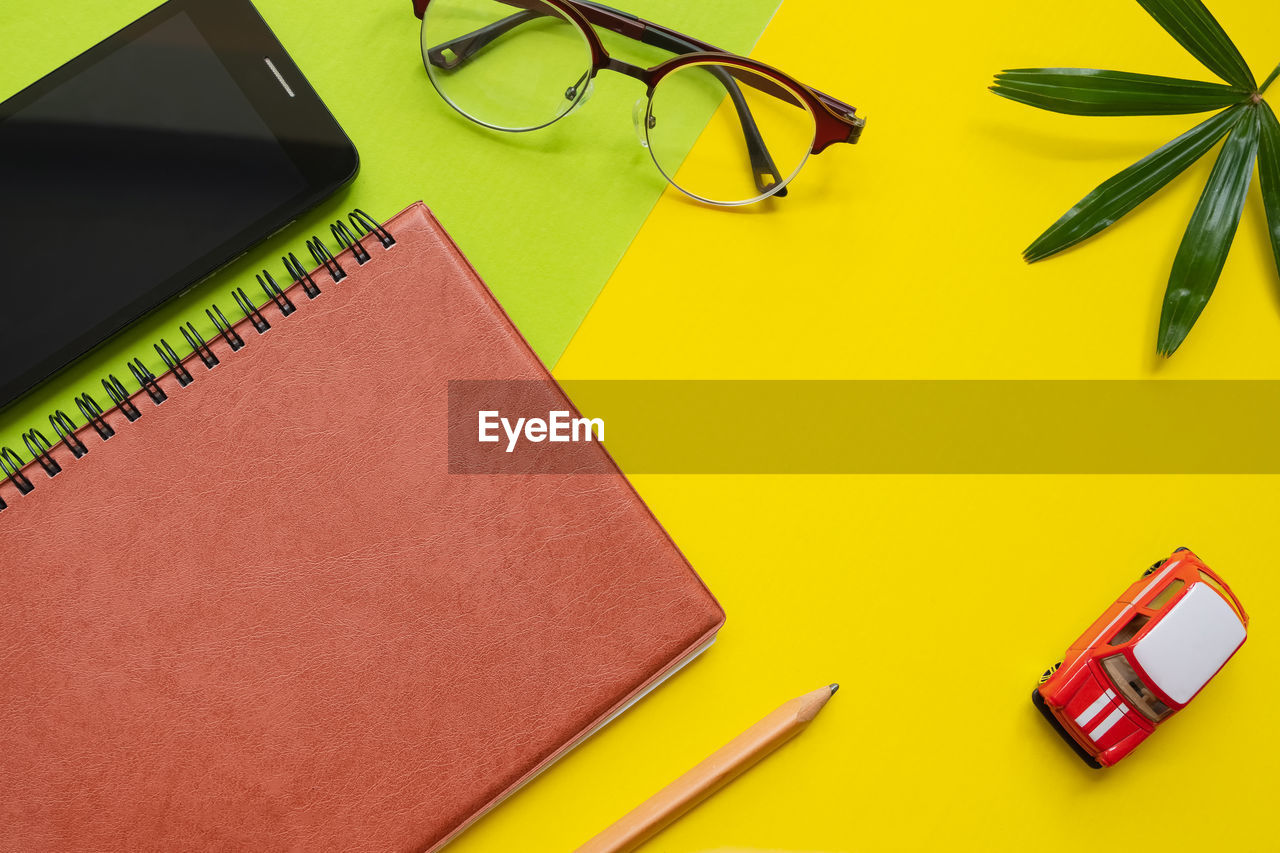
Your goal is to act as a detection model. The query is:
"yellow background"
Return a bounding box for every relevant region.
[3,0,1276,850]
[453,0,1280,851]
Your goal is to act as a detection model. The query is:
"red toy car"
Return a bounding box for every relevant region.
[1033,548,1248,768]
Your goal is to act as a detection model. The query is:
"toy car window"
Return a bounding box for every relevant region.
[1148,578,1185,610]
[1109,613,1150,645]
[1102,654,1171,722]
[1198,572,1245,622]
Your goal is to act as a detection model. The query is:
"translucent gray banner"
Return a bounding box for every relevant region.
[447,380,1280,473]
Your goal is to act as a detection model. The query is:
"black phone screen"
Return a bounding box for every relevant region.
[0,1,357,409]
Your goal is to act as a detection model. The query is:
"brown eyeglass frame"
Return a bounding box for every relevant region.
[411,0,864,200]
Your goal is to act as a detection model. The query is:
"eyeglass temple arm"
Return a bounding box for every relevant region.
[424,9,541,71]
[572,0,861,136]
[623,19,785,195]
[569,0,786,194]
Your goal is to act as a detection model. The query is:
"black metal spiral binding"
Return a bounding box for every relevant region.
[350,209,395,248]
[283,251,321,299]
[258,270,296,316]
[129,358,167,405]
[331,221,371,265]
[155,339,194,387]
[23,429,61,477]
[309,236,346,282]
[0,209,395,510]
[207,304,245,351]
[233,287,270,334]
[50,410,89,458]
[76,392,114,440]
[1,447,33,495]
[103,375,142,422]
[182,322,220,367]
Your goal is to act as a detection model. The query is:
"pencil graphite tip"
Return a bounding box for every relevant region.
[829,683,839,695]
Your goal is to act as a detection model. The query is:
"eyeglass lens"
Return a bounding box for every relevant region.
[422,0,594,132]
[646,62,816,205]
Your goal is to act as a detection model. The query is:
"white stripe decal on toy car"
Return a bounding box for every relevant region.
[1074,689,1116,728]
[1088,704,1129,741]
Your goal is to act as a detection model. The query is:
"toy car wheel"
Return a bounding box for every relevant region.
[1039,661,1062,684]
[1142,559,1164,577]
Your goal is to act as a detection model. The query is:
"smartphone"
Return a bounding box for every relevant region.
[0,0,359,410]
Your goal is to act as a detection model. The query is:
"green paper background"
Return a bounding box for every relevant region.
[0,0,778,455]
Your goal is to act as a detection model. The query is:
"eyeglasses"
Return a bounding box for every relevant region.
[410,0,864,206]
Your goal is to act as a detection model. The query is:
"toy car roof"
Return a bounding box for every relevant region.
[1133,582,1246,704]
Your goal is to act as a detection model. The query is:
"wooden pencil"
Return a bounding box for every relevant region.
[574,684,838,853]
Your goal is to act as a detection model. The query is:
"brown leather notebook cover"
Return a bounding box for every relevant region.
[0,202,724,852]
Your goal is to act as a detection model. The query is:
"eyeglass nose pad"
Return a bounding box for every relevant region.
[565,79,593,108]
[632,97,652,148]
[562,77,594,116]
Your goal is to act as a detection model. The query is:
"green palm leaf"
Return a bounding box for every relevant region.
[1264,62,1280,94]
[1025,106,1246,262]
[1258,101,1280,277]
[1136,0,1256,90]
[1158,110,1260,355]
[995,1,1277,356]
[992,69,1247,116]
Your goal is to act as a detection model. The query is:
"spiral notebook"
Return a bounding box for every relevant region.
[0,202,724,852]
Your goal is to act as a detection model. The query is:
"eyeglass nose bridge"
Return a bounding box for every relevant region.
[600,57,654,86]
[604,58,658,148]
